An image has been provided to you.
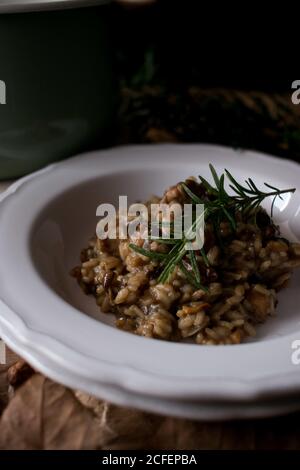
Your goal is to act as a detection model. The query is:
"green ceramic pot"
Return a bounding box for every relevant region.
[0,0,115,179]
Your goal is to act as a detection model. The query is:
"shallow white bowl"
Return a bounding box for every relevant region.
[2,315,300,421]
[0,144,300,414]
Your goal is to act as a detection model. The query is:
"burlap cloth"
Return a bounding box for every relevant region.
[1,87,300,449]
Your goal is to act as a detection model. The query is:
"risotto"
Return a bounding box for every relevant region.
[72,169,300,345]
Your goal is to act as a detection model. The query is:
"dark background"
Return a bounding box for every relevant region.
[111,1,300,161]
[113,1,295,91]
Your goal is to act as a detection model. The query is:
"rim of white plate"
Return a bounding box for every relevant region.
[0,144,300,402]
[2,316,300,421]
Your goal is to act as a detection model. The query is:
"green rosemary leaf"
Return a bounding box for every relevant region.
[228,183,245,198]
[264,182,278,191]
[164,241,180,260]
[198,175,218,195]
[245,180,256,193]
[248,178,260,193]
[158,244,186,284]
[271,195,278,217]
[209,164,220,188]
[222,207,236,230]
[187,246,201,284]
[150,238,178,244]
[264,182,281,193]
[218,173,229,201]
[178,261,200,288]
[225,169,252,195]
[181,182,203,204]
[129,244,167,260]
[264,183,296,199]
[200,248,210,267]
[242,200,257,216]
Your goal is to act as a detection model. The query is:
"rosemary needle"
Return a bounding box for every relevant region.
[129,165,296,287]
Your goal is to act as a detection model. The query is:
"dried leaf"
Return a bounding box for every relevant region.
[0,347,19,414]
[7,360,34,389]
[76,391,161,450]
[0,374,101,450]
[0,367,9,414]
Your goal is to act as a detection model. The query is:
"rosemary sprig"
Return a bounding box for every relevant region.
[149,238,178,245]
[200,248,210,267]
[178,260,201,289]
[128,244,167,260]
[129,165,296,288]
[187,247,201,285]
[224,168,295,217]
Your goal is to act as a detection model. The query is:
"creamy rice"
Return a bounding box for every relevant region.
[72,178,300,345]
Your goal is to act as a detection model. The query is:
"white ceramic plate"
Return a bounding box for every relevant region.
[2,316,300,421]
[0,144,300,411]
